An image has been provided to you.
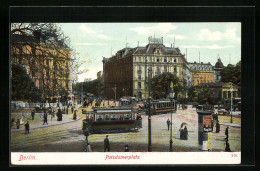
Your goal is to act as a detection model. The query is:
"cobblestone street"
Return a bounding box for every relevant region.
[11,106,241,152]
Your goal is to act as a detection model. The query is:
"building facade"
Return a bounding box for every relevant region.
[213,58,225,83]
[11,33,72,102]
[103,37,188,100]
[189,62,214,86]
[196,82,239,100]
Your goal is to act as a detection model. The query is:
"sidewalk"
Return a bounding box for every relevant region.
[11,113,81,133]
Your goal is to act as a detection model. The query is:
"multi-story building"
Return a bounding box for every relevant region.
[11,33,72,102]
[103,37,188,100]
[213,58,225,83]
[189,61,214,86]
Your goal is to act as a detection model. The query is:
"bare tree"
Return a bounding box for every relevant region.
[11,23,86,103]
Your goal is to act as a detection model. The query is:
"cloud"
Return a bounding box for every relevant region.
[196,28,240,43]
[180,44,234,49]
[79,24,114,40]
[129,23,186,40]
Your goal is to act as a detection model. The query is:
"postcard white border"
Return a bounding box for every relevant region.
[11,152,241,165]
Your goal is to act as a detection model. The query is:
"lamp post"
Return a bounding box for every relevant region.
[169,82,175,152]
[148,96,152,152]
[230,87,233,123]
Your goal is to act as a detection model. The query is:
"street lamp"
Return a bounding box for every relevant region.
[148,96,152,152]
[169,82,175,152]
[230,87,233,123]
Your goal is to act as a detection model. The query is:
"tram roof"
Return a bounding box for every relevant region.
[151,99,175,102]
[96,110,132,113]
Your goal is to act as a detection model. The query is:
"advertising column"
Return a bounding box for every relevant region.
[198,112,213,151]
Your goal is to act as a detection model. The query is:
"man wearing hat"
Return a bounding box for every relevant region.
[104,135,110,152]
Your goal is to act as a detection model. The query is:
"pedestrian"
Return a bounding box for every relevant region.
[124,144,129,152]
[24,121,30,134]
[183,126,188,140]
[84,128,89,144]
[43,111,48,125]
[31,110,35,120]
[16,119,20,129]
[73,110,77,120]
[225,126,229,140]
[104,135,110,152]
[166,118,170,131]
[85,143,91,152]
[225,140,231,152]
[216,120,220,133]
[57,109,62,121]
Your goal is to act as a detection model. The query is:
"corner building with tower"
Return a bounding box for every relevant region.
[103,37,189,100]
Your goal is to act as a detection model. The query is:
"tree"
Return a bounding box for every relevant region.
[220,60,241,86]
[73,77,104,98]
[11,23,88,102]
[189,85,214,104]
[11,62,41,102]
[150,72,181,99]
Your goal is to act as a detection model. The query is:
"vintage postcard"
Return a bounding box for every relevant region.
[10,22,242,165]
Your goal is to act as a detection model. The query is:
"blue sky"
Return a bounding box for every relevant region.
[60,23,241,82]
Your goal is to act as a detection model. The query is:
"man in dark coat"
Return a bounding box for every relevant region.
[104,135,110,152]
[166,119,170,131]
[183,126,188,140]
[84,128,89,144]
[57,109,62,121]
[43,111,48,125]
[24,121,30,134]
[216,120,220,133]
[31,110,35,120]
[225,127,229,140]
[225,139,231,152]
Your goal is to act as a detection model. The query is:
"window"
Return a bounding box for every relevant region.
[164,66,167,72]
[138,57,141,62]
[138,74,141,80]
[164,58,167,62]
[138,82,141,89]
[157,58,160,62]
[156,66,160,72]
[174,67,177,72]
[174,58,176,62]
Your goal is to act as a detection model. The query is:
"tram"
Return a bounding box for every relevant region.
[82,107,142,133]
[149,99,177,115]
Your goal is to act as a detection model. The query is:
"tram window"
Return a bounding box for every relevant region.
[111,115,117,120]
[124,114,130,120]
[119,114,123,120]
[105,114,109,120]
[97,115,104,120]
